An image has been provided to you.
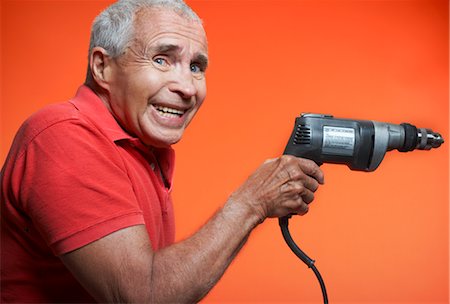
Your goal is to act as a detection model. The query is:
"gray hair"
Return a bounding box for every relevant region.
[85,0,201,81]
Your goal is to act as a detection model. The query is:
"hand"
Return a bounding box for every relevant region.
[229,155,324,221]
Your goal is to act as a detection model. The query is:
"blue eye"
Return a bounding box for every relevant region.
[154,57,166,65]
[190,64,201,73]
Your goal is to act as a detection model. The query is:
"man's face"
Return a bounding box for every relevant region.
[106,8,208,148]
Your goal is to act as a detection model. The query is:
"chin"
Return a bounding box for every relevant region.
[143,131,184,148]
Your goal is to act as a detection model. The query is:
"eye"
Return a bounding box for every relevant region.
[190,63,203,74]
[190,64,200,73]
[153,57,168,66]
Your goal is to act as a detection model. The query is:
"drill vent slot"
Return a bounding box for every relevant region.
[294,124,311,144]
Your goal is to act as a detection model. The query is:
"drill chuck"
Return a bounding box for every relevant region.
[397,123,444,152]
[417,128,444,150]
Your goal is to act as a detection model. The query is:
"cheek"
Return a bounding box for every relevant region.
[196,80,207,106]
[128,74,162,113]
[129,67,163,94]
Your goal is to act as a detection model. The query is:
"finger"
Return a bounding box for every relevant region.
[301,175,320,193]
[300,188,315,204]
[290,193,312,215]
[279,181,315,204]
[296,158,325,184]
[278,155,324,184]
[279,180,302,196]
[293,200,309,216]
[280,197,309,216]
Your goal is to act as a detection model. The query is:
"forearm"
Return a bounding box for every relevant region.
[150,156,324,302]
[150,198,262,303]
[62,197,263,304]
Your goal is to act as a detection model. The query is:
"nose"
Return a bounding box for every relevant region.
[168,66,197,99]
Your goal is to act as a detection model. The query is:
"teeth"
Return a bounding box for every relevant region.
[154,105,185,117]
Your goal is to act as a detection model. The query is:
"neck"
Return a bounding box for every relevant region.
[84,78,113,112]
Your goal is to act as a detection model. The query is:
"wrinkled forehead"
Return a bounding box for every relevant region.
[133,7,208,53]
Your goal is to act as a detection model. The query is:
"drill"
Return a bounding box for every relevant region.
[283,113,444,171]
[279,113,444,303]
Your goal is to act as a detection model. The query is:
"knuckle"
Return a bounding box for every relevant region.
[278,155,290,167]
[293,183,305,193]
[298,157,315,166]
[281,154,295,161]
[281,154,298,166]
[290,168,304,180]
[282,181,304,195]
[263,157,277,165]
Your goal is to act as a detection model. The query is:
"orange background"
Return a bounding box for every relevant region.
[1,0,449,303]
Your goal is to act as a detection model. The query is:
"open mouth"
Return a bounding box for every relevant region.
[153,105,186,118]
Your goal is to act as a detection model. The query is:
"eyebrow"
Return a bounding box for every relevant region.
[153,43,180,54]
[153,43,208,68]
[194,53,209,69]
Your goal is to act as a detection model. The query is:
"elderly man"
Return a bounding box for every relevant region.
[1,0,323,302]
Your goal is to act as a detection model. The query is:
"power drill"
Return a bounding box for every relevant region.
[283,113,444,171]
[279,113,444,304]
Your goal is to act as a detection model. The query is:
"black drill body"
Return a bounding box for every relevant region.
[280,113,444,304]
[283,113,444,171]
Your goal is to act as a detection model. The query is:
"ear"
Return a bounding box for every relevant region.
[89,47,113,90]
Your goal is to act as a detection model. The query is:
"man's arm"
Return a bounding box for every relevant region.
[61,155,324,303]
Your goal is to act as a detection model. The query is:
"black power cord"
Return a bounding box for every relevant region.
[279,216,328,304]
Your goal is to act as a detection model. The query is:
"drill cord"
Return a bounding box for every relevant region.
[279,216,328,304]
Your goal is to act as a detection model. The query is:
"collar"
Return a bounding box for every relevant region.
[69,85,132,142]
[69,85,175,184]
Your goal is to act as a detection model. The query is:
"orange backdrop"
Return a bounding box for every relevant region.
[1,0,449,303]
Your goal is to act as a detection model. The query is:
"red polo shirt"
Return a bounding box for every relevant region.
[1,85,176,303]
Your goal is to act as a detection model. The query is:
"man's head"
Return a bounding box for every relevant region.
[86,0,208,148]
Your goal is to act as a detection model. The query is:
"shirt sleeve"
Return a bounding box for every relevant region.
[15,118,145,255]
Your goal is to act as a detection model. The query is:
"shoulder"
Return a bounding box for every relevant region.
[7,100,118,167]
[15,102,82,146]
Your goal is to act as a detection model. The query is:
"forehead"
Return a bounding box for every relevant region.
[133,8,208,53]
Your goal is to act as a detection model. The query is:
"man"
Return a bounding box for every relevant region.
[1,0,324,302]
